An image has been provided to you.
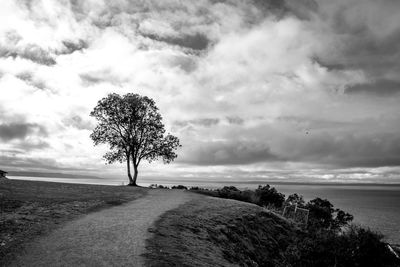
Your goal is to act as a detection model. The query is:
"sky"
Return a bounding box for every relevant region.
[1,0,400,184]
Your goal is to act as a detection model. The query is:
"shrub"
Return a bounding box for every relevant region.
[285,193,305,207]
[189,185,285,209]
[255,185,285,208]
[148,184,170,189]
[171,185,188,190]
[306,198,353,231]
[187,184,398,266]
[189,187,219,197]
[286,225,400,267]
[215,186,253,203]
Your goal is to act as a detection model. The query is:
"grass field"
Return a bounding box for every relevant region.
[145,190,400,267]
[0,178,148,265]
[145,196,299,267]
[2,179,399,266]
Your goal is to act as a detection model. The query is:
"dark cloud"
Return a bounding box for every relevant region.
[17,140,50,151]
[284,0,319,20]
[180,140,281,165]
[285,133,400,168]
[277,116,356,131]
[58,40,88,55]
[0,44,56,66]
[340,33,400,78]
[79,69,128,86]
[182,130,400,168]
[226,116,244,125]
[252,0,319,20]
[62,115,94,130]
[4,30,22,45]
[80,73,103,85]
[0,123,48,141]
[79,70,126,86]
[0,155,56,170]
[68,0,88,21]
[252,0,287,17]
[143,32,210,51]
[312,56,347,71]
[316,2,400,80]
[174,118,220,127]
[169,55,197,73]
[15,72,48,90]
[0,154,82,172]
[345,79,400,96]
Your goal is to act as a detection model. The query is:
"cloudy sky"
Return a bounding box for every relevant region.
[1,0,400,184]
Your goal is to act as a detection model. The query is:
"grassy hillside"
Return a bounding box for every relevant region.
[0,179,148,265]
[145,192,400,267]
[145,196,300,266]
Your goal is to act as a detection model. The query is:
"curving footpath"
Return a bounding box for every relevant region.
[10,189,195,267]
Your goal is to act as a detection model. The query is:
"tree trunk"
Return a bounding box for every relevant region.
[126,155,134,185]
[131,165,138,186]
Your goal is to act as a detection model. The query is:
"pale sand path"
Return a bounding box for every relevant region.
[10,189,195,267]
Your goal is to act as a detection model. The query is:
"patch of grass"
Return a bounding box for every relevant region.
[145,196,299,266]
[0,179,148,265]
[189,185,285,209]
[146,188,400,266]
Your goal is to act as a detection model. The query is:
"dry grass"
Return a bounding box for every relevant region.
[0,179,148,265]
[145,196,299,267]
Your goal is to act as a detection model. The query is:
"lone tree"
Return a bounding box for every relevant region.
[90,93,181,186]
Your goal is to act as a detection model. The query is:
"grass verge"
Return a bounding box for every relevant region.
[144,195,299,267]
[0,179,148,265]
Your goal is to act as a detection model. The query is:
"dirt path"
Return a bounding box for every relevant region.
[10,189,195,267]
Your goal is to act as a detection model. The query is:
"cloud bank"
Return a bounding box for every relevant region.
[1,0,400,183]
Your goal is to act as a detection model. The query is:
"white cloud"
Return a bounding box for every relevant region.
[0,0,399,183]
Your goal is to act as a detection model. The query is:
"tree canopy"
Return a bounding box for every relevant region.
[90,93,180,186]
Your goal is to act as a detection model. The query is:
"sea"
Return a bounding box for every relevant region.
[8,176,400,244]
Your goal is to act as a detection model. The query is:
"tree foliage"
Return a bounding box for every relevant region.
[255,185,286,208]
[306,197,353,231]
[286,225,399,267]
[285,193,305,207]
[90,93,180,185]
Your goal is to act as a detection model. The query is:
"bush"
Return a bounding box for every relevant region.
[215,186,253,203]
[189,185,285,209]
[306,198,353,231]
[188,187,219,197]
[285,193,305,207]
[171,185,188,190]
[286,225,400,267]
[148,184,170,189]
[255,185,285,208]
[187,184,398,266]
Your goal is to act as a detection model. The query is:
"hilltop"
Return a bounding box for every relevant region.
[0,179,147,265]
[1,179,399,266]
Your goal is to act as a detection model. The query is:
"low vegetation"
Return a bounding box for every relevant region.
[189,185,285,208]
[0,179,147,265]
[145,197,300,266]
[147,184,400,266]
[2,179,398,266]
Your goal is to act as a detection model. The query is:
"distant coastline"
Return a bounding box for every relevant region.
[5,171,400,186]
[7,171,103,180]
[142,178,400,188]
[162,179,400,186]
